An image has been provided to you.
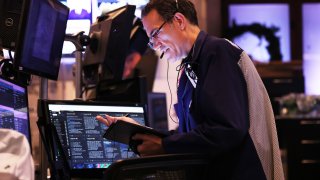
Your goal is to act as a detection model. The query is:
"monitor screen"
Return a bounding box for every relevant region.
[83,5,135,84]
[302,3,320,95]
[0,75,31,146]
[147,92,168,131]
[41,100,146,178]
[13,0,69,80]
[226,3,291,63]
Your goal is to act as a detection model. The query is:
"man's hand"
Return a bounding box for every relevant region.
[96,114,140,127]
[132,133,165,157]
[123,51,142,79]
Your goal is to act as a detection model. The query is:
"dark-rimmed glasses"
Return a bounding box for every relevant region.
[147,21,167,49]
[147,0,179,49]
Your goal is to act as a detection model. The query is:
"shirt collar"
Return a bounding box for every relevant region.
[181,31,207,64]
[191,31,206,62]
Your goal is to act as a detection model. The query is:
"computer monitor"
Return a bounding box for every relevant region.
[147,92,168,131]
[83,5,135,84]
[225,3,291,63]
[0,0,69,80]
[39,100,147,178]
[0,75,31,146]
[302,3,320,95]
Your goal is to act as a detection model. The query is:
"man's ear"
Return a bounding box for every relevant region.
[173,12,186,30]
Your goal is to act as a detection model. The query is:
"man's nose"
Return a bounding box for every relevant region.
[151,38,162,50]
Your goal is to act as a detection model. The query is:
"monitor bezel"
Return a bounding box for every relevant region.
[13,0,69,80]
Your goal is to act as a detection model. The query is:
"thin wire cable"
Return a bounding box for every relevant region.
[167,60,178,124]
[176,62,185,88]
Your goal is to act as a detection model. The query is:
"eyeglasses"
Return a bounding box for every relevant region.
[147,0,179,49]
[147,21,167,49]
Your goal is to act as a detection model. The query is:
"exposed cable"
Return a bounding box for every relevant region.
[166,60,178,124]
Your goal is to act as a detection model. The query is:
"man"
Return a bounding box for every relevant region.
[97,0,284,179]
[122,17,149,79]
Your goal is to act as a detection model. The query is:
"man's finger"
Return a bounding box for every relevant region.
[96,115,111,126]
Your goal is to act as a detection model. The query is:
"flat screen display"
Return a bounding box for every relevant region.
[228,3,291,63]
[302,3,320,95]
[14,0,69,80]
[83,5,135,83]
[0,75,31,146]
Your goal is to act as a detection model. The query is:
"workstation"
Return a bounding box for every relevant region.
[1,0,320,180]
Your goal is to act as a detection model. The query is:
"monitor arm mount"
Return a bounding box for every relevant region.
[64,31,90,99]
[64,31,90,52]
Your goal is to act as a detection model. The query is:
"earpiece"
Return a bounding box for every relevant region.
[160,52,165,59]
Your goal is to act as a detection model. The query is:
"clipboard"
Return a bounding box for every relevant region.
[103,120,167,145]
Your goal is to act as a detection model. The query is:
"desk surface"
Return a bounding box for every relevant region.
[276,115,320,120]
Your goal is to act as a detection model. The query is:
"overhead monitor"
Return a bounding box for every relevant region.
[226,3,291,63]
[0,0,69,80]
[302,3,320,95]
[0,75,31,147]
[83,5,135,84]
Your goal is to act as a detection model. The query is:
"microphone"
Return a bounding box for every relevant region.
[160,51,165,59]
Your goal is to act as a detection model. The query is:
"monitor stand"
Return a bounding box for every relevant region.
[37,98,70,180]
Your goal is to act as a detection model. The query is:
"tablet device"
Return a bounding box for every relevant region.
[103,120,167,145]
